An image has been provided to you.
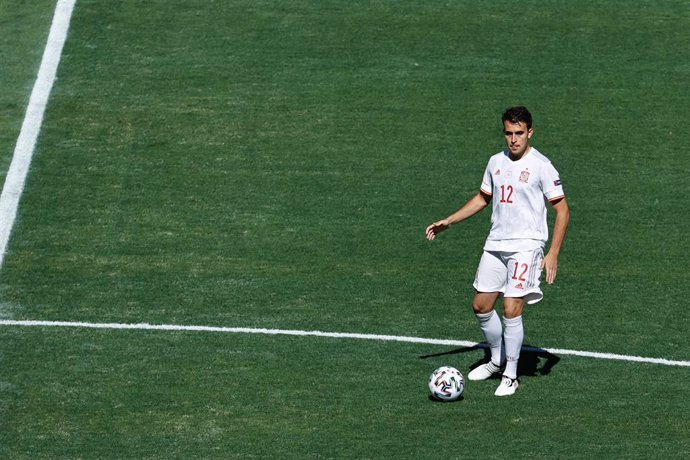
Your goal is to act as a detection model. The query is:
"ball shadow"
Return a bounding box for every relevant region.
[428,394,465,403]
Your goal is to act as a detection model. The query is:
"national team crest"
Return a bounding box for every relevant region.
[519,170,530,183]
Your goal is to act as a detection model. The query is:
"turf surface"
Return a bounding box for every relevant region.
[1,0,689,457]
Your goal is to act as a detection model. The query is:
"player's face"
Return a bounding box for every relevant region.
[503,120,533,158]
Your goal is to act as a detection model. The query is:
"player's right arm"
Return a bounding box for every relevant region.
[425,191,491,241]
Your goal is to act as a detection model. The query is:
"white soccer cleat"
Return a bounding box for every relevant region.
[494,376,519,396]
[467,361,503,381]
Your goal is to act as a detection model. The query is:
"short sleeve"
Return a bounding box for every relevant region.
[480,160,493,195]
[541,162,565,201]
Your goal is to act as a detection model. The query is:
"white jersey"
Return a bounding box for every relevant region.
[479,147,564,252]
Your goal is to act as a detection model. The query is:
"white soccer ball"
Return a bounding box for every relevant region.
[428,366,465,401]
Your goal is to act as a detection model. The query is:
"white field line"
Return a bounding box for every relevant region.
[0,0,76,268]
[1,319,689,368]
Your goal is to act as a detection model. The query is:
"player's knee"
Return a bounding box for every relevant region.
[502,298,525,318]
[472,298,495,314]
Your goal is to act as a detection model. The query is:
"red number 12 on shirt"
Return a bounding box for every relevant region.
[500,185,513,203]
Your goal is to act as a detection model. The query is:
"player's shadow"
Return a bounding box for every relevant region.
[420,343,560,378]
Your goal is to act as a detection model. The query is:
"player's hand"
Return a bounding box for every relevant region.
[425,220,450,241]
[541,252,558,284]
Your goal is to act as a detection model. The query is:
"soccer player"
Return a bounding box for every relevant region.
[425,106,569,396]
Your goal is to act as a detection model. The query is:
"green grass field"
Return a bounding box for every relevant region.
[1,0,689,458]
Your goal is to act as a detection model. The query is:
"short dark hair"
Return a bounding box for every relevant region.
[502,106,532,129]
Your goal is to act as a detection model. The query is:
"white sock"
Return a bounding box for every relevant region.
[503,316,523,379]
[475,310,504,366]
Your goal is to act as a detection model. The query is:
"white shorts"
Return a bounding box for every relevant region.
[473,249,544,304]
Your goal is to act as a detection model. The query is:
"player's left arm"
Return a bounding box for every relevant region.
[542,197,569,284]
